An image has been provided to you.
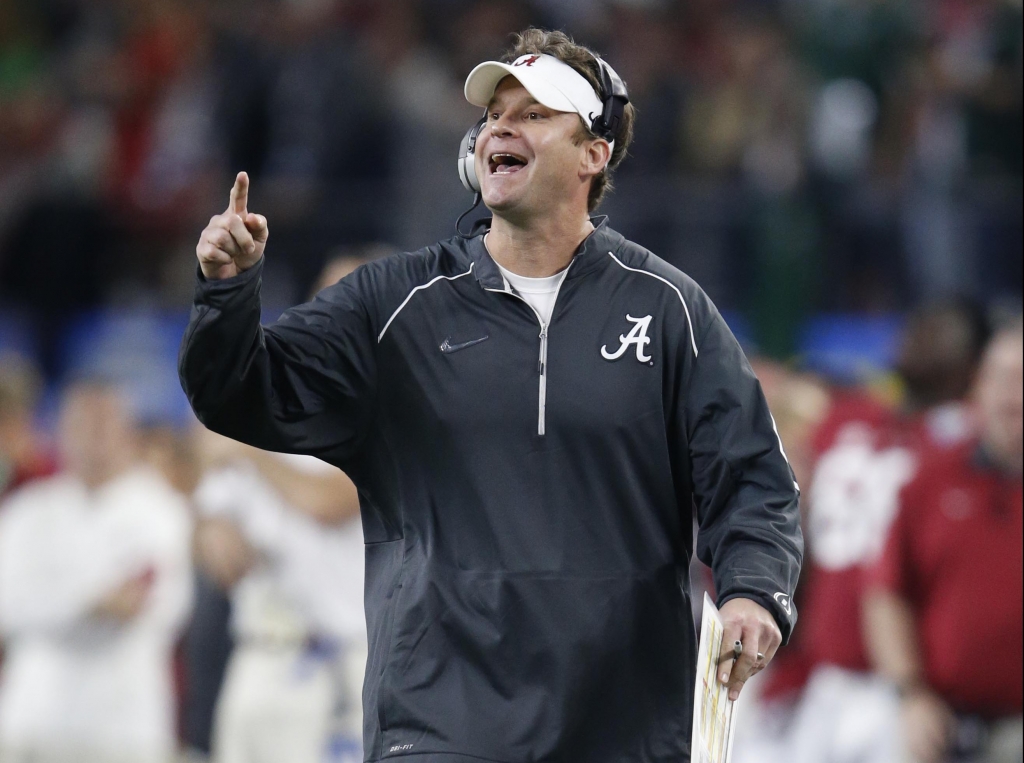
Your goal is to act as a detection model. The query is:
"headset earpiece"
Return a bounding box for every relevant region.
[590,57,629,144]
[458,116,487,193]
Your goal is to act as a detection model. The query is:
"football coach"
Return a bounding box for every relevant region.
[180,28,803,763]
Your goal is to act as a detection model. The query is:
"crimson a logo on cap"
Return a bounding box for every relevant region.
[514,55,541,67]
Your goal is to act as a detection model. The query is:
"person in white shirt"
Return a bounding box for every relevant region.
[192,427,365,763]
[0,379,194,763]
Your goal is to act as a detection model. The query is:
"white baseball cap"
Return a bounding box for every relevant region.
[464,53,609,144]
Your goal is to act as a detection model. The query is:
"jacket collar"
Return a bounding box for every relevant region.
[466,216,622,290]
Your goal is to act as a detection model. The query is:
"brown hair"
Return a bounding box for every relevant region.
[503,28,635,212]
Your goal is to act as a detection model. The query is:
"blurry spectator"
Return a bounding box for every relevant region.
[932,0,1023,178]
[362,0,510,250]
[135,419,213,757]
[901,0,1023,305]
[0,354,55,500]
[864,319,1023,763]
[238,0,395,299]
[749,358,832,491]
[2,0,1022,338]
[735,299,991,763]
[0,378,193,763]
[192,426,365,763]
[312,243,395,293]
[603,4,684,180]
[0,2,63,244]
[121,2,222,220]
[139,422,202,497]
[0,353,56,693]
[181,570,234,762]
[0,358,44,492]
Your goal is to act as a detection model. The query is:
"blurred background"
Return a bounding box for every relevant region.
[0,0,1021,762]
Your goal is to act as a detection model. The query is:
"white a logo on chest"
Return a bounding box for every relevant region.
[601,314,654,363]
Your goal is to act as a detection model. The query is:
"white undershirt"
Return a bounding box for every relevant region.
[496,262,568,325]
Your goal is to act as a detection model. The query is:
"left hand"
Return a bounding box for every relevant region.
[718,598,782,701]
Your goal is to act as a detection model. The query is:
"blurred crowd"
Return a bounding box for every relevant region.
[0,0,1022,762]
[0,251,378,763]
[731,306,1023,763]
[0,0,1021,368]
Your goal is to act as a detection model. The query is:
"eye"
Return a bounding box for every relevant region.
[527,112,543,120]
[488,111,501,121]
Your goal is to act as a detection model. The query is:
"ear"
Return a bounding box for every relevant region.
[579,138,612,182]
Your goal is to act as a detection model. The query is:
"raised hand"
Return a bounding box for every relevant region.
[196,172,269,280]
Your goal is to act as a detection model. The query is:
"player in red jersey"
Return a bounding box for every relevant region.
[865,320,1023,763]
[797,302,989,681]
[734,300,991,763]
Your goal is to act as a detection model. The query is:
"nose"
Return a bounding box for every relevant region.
[488,112,518,138]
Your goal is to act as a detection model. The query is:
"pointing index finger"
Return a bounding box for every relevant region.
[228,171,249,216]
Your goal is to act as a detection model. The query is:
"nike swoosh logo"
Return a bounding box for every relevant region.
[439,335,489,353]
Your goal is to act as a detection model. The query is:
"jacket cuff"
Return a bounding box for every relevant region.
[194,258,264,305]
[717,590,797,645]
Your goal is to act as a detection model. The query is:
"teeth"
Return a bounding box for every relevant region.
[489,152,526,175]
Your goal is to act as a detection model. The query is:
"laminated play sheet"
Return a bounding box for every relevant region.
[691,593,736,763]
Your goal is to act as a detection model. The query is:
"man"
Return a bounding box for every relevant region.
[0,354,56,500]
[0,380,193,763]
[180,28,802,762]
[735,300,990,763]
[864,321,1023,763]
[797,301,987,674]
[0,354,57,686]
[193,424,366,763]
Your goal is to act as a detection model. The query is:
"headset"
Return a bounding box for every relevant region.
[457,116,488,195]
[456,54,629,236]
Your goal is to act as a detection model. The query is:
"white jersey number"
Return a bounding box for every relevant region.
[808,425,917,570]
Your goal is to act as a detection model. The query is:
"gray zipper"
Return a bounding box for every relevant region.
[537,323,549,435]
[485,262,572,435]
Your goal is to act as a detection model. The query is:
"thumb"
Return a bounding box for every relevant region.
[245,213,268,243]
[719,636,742,685]
[227,171,249,216]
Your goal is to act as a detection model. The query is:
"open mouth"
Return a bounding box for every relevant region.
[489,152,528,175]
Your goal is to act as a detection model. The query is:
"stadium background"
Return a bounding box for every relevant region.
[0,0,1021,761]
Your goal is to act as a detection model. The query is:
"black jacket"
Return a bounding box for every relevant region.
[179,218,802,763]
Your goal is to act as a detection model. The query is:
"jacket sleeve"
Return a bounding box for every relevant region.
[684,310,804,642]
[178,258,377,459]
